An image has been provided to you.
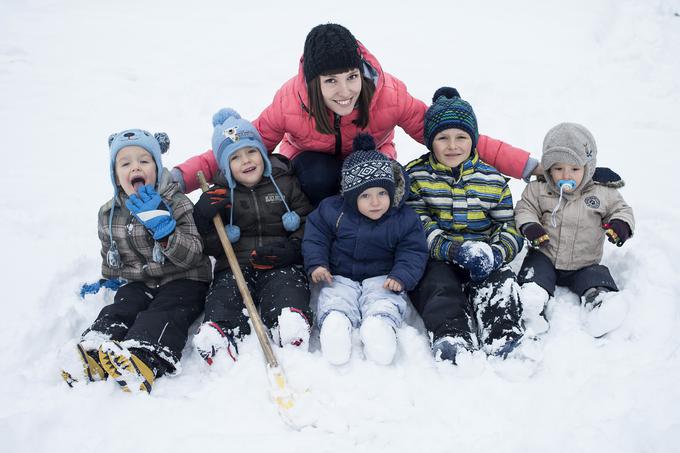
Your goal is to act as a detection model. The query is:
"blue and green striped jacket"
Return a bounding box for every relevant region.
[405,151,523,263]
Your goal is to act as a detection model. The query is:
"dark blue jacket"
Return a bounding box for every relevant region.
[302,164,428,291]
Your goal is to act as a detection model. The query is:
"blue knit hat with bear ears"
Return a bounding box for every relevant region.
[108,129,169,195]
[106,129,170,268]
[423,87,479,152]
[211,108,299,243]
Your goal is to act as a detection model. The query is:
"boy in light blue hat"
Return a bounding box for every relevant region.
[191,109,314,366]
[61,129,212,393]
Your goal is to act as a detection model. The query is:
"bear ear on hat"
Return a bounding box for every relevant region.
[154,132,170,154]
[432,87,460,102]
[212,108,241,127]
[352,133,376,152]
[108,133,118,147]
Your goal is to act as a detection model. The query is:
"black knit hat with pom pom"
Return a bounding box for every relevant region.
[341,133,395,210]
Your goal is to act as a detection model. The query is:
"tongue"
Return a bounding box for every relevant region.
[133,180,145,193]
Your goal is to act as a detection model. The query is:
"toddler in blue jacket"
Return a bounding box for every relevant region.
[302,134,428,366]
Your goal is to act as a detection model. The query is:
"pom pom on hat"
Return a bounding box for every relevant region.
[212,108,241,127]
[154,132,170,154]
[352,132,376,152]
[432,87,460,102]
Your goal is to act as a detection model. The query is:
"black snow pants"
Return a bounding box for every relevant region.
[203,265,311,337]
[409,260,523,354]
[518,249,618,297]
[84,279,208,371]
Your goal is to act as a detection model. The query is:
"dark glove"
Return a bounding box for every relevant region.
[194,187,231,220]
[603,219,631,247]
[125,185,176,240]
[250,239,302,270]
[80,278,126,299]
[451,241,497,282]
[522,222,550,248]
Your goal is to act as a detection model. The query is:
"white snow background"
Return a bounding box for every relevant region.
[1,0,679,452]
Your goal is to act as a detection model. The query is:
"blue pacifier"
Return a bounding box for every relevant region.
[557,179,576,190]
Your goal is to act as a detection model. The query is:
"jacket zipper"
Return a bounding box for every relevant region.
[251,188,264,246]
[334,113,342,157]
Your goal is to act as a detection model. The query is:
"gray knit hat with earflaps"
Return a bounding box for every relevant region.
[542,122,597,191]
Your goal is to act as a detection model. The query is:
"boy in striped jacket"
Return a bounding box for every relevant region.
[406,88,533,369]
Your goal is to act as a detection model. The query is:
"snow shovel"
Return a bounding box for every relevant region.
[196,171,309,429]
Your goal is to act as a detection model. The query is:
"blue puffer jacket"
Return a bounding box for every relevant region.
[302,162,428,291]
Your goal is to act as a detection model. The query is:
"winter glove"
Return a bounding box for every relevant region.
[80,278,126,299]
[522,222,550,248]
[125,185,176,240]
[452,241,498,282]
[249,239,302,270]
[194,187,232,220]
[603,219,631,247]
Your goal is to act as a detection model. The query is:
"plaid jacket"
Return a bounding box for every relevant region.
[98,169,212,287]
[405,151,524,263]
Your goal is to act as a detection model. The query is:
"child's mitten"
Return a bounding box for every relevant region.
[603,219,631,247]
[452,241,496,282]
[250,239,302,270]
[194,187,231,220]
[522,222,550,247]
[125,185,176,240]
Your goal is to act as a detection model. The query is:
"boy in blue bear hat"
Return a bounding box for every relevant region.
[406,88,537,370]
[302,133,428,366]
[60,129,212,393]
[191,109,314,365]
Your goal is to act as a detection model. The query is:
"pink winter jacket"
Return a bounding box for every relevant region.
[176,43,530,193]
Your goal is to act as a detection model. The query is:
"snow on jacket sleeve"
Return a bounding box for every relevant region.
[301,200,336,275]
[477,135,530,180]
[487,184,524,263]
[603,188,635,235]
[387,207,429,291]
[174,149,220,194]
[514,182,543,230]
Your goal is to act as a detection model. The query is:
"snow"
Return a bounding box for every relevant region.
[1,0,680,451]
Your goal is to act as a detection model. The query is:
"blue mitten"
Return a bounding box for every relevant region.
[452,241,496,282]
[125,185,176,240]
[80,278,126,299]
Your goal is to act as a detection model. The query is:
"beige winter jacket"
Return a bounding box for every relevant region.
[515,179,635,271]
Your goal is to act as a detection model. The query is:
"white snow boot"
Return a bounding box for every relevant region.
[519,282,550,335]
[277,307,311,350]
[193,321,238,365]
[360,316,397,366]
[320,311,353,366]
[581,287,628,337]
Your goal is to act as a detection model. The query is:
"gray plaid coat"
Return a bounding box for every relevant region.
[98,169,212,287]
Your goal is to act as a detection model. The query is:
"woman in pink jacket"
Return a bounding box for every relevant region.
[172,23,537,205]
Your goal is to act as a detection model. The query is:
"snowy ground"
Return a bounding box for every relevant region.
[1,0,680,452]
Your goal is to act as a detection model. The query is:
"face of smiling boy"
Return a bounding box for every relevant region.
[229,147,265,188]
[115,145,157,196]
[431,128,473,168]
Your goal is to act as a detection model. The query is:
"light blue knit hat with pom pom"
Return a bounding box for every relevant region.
[211,108,300,243]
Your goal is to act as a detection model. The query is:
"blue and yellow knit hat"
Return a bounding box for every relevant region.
[423,87,478,151]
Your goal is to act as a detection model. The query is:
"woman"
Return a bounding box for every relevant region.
[172,23,536,205]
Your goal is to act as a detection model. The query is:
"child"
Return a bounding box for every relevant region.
[191,109,314,365]
[61,129,212,393]
[302,134,428,366]
[406,88,529,367]
[515,122,635,337]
